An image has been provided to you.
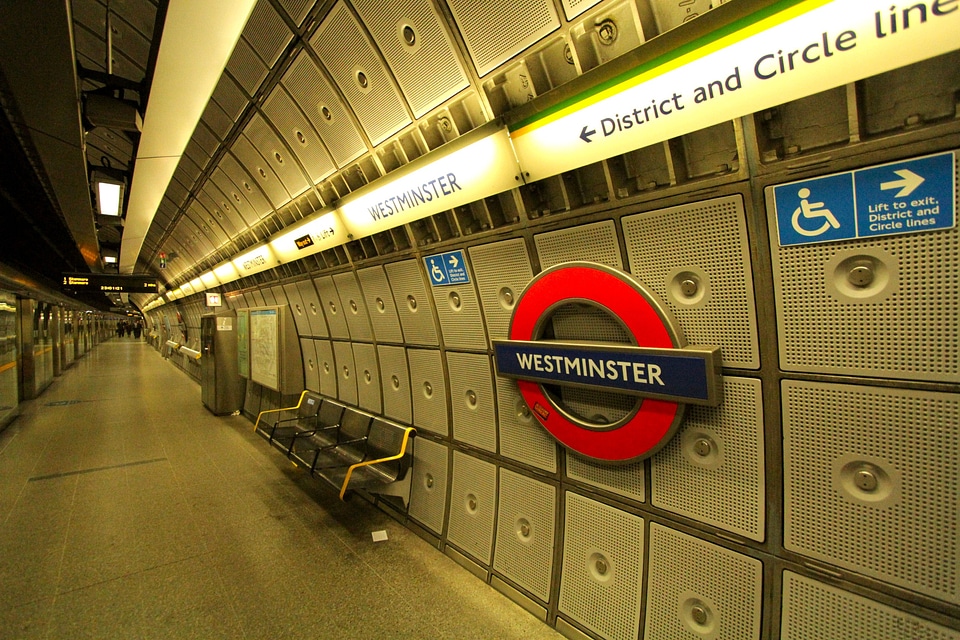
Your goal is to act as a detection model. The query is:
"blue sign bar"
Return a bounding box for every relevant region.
[493,340,721,406]
[425,250,470,286]
[774,151,955,246]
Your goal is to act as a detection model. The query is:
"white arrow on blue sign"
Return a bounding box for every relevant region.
[774,151,955,246]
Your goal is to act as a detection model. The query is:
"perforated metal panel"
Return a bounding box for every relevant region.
[231,133,290,209]
[313,276,349,339]
[296,279,328,338]
[768,168,960,381]
[244,113,309,200]
[446,351,496,452]
[559,492,644,640]
[622,195,760,368]
[566,453,645,503]
[385,260,439,346]
[493,468,556,602]
[535,220,623,269]
[333,272,373,342]
[407,348,448,436]
[314,340,337,397]
[275,0,311,27]
[781,571,960,640]
[353,342,381,414]
[351,0,470,118]
[495,375,557,472]
[310,2,411,146]
[281,52,366,168]
[282,283,309,336]
[212,73,247,120]
[561,0,602,20]
[468,238,534,344]
[651,377,764,540]
[409,437,448,534]
[262,86,336,185]
[432,277,487,350]
[216,156,271,221]
[447,451,498,565]
[357,266,403,344]
[300,338,319,392]
[241,0,291,67]
[225,38,268,97]
[645,524,763,640]
[783,380,960,602]
[446,0,560,77]
[332,340,357,405]
[378,345,411,424]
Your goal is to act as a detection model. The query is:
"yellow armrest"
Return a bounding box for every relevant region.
[254,389,310,432]
[338,427,415,500]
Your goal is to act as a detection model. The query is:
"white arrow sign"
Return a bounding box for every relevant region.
[448,254,459,268]
[880,169,925,197]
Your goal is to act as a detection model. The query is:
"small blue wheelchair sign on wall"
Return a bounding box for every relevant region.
[773,151,955,246]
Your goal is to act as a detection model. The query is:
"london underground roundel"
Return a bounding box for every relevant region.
[493,262,722,463]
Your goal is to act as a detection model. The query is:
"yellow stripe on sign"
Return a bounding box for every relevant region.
[511,0,831,138]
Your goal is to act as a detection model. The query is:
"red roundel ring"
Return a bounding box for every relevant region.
[508,262,684,463]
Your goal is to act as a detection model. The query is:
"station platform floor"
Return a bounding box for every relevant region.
[0,339,563,639]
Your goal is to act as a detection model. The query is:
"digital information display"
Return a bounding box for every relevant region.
[62,273,159,294]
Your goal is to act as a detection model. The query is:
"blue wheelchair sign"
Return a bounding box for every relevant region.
[774,173,857,246]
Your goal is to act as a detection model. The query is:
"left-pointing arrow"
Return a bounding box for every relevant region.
[580,125,596,143]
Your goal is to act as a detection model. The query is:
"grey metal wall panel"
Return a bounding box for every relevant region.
[495,375,556,473]
[385,259,439,346]
[651,377,765,541]
[493,469,556,602]
[314,339,337,397]
[357,266,404,344]
[622,195,760,369]
[447,451,497,565]
[468,238,534,345]
[300,338,319,392]
[408,437,448,534]
[566,452,645,504]
[296,279,329,338]
[446,351,496,453]
[645,524,763,640]
[225,38,268,97]
[244,112,310,200]
[431,274,488,351]
[378,345,411,424]
[282,282,310,337]
[332,340,357,405]
[313,275,350,339]
[535,220,622,270]
[218,154,274,219]
[558,492,644,640]
[407,348,447,436]
[332,272,373,342]
[231,134,291,209]
[353,342,381,414]
[783,380,960,602]
[241,0,291,67]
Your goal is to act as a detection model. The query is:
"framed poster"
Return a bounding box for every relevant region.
[237,309,250,379]
[249,308,279,390]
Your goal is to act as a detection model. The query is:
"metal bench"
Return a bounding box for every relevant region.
[253,390,324,452]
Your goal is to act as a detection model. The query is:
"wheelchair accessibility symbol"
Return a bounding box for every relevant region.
[791,187,841,237]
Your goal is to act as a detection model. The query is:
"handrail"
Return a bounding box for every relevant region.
[338,427,415,501]
[179,346,201,360]
[254,389,309,432]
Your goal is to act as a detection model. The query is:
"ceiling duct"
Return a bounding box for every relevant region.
[84,93,142,132]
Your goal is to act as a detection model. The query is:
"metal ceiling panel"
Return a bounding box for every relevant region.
[191,121,220,158]
[183,139,210,174]
[351,0,470,118]
[209,164,262,227]
[211,73,249,121]
[226,37,269,97]
[275,0,311,27]
[262,85,336,184]
[242,0,292,67]
[185,201,230,247]
[217,153,274,219]
[243,112,310,199]
[310,2,411,146]
[85,128,133,169]
[201,99,233,142]
[197,187,243,238]
[560,0,603,20]
[281,51,366,168]
[446,0,560,77]
[173,215,216,257]
[230,133,291,209]
[176,153,203,185]
[165,175,189,208]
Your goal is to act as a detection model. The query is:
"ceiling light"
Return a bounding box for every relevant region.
[92,171,125,217]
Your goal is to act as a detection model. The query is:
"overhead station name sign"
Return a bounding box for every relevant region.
[62,273,159,294]
[509,0,960,182]
[337,123,520,239]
